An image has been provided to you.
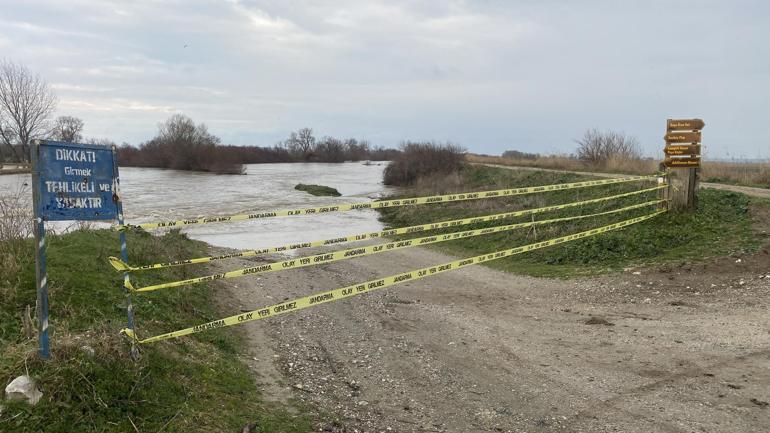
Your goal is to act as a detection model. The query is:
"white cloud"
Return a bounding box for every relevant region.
[50,83,114,92]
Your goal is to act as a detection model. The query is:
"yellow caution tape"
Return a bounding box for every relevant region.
[128,200,662,293]
[116,174,659,231]
[109,185,666,272]
[123,210,664,344]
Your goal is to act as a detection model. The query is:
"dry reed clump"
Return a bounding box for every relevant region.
[702,161,770,188]
[411,170,465,195]
[603,155,658,174]
[467,153,587,171]
[0,183,33,293]
[466,153,657,175]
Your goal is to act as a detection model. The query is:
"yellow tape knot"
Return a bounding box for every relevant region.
[120,328,139,342]
[124,279,137,292]
[108,256,130,272]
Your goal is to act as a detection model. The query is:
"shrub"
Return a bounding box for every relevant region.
[576,129,641,165]
[383,141,465,186]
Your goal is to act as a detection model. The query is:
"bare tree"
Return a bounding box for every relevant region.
[316,136,346,162]
[575,129,641,164]
[52,115,85,143]
[131,113,242,173]
[0,59,57,162]
[344,138,370,161]
[296,127,315,156]
[282,127,317,160]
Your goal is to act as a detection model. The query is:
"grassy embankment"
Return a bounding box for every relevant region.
[0,229,311,432]
[467,154,770,189]
[378,165,764,277]
[294,184,341,197]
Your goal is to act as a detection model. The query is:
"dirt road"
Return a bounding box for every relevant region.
[214,219,770,432]
[473,163,770,199]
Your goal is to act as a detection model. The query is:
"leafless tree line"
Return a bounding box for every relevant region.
[278,127,398,162]
[502,149,539,160]
[117,114,243,174]
[118,122,400,174]
[0,58,399,172]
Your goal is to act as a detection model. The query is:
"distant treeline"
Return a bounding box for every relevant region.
[116,116,400,174]
[501,149,540,160]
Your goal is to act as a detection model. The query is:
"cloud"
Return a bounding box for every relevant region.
[0,0,767,158]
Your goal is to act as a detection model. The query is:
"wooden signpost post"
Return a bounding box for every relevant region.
[663,118,704,210]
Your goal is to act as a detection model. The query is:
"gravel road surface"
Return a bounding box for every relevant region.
[213,229,770,432]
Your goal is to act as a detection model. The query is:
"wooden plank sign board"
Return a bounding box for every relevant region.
[664,131,701,144]
[667,118,705,131]
[664,145,701,156]
[664,157,701,168]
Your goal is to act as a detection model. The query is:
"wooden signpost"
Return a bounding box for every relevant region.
[667,119,705,131]
[663,118,704,210]
[664,131,701,144]
[664,145,700,156]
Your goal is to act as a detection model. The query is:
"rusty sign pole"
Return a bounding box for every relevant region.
[664,119,704,210]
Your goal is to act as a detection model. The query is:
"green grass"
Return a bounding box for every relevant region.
[0,229,311,432]
[294,184,341,197]
[378,165,763,277]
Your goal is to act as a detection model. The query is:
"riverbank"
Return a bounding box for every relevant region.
[0,229,310,432]
[377,164,763,277]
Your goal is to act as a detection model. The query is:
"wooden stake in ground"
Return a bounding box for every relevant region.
[664,119,704,210]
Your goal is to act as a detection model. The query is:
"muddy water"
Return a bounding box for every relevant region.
[0,162,395,250]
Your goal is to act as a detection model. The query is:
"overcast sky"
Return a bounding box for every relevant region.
[1,0,768,158]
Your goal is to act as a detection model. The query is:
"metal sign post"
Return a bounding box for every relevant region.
[111,146,139,359]
[30,139,122,359]
[30,143,50,359]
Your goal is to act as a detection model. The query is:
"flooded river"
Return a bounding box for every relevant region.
[0,162,395,251]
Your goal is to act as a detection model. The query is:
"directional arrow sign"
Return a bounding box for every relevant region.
[664,131,701,144]
[664,145,701,156]
[664,157,700,168]
[667,118,705,131]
